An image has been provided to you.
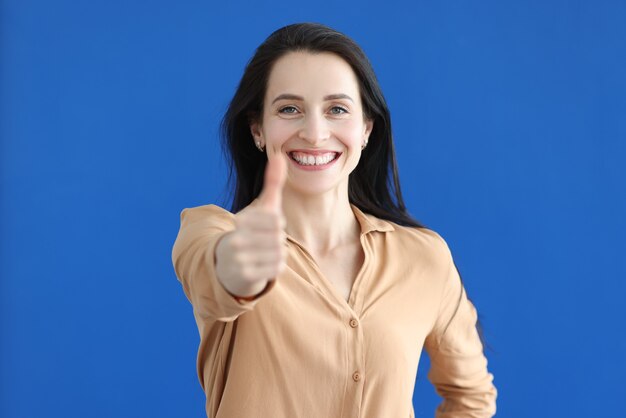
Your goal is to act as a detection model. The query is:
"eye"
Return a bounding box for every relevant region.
[278,106,299,114]
[329,106,348,115]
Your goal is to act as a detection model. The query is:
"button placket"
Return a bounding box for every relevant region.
[348,316,363,386]
[343,310,365,418]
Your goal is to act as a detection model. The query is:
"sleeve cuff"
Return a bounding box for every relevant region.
[230,280,277,304]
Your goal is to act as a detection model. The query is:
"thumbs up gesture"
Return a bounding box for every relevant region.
[215,153,288,299]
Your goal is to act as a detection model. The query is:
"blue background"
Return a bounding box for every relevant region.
[2,1,625,417]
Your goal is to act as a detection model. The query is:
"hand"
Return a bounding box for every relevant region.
[215,153,288,298]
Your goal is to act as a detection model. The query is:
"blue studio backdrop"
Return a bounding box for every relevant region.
[1,1,625,417]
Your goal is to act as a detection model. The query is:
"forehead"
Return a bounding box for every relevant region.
[265,51,361,100]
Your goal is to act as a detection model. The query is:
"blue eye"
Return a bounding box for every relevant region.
[329,106,348,115]
[279,106,298,114]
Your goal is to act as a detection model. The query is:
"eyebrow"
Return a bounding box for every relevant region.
[271,93,354,104]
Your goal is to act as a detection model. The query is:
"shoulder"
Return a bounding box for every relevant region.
[355,206,452,265]
[385,221,454,272]
[178,204,236,230]
[384,217,451,254]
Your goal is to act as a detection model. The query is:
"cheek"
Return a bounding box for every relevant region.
[262,119,294,144]
[336,120,366,147]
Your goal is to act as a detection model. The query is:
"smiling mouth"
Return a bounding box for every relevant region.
[288,151,341,166]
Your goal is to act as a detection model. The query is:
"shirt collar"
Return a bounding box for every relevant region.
[249,198,395,235]
[350,204,395,235]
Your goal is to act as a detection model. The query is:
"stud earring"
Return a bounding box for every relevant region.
[255,141,265,152]
[361,139,369,150]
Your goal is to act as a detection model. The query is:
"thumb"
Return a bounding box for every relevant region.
[259,152,287,212]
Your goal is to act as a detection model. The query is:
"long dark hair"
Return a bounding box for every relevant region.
[220,23,488,350]
[221,22,422,228]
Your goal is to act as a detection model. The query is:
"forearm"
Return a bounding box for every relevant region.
[429,353,497,418]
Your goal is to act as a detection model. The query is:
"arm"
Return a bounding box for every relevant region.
[171,206,275,322]
[424,247,497,417]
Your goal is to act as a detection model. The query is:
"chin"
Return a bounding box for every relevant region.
[286,179,347,198]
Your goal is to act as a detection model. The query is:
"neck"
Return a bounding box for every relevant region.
[282,185,360,255]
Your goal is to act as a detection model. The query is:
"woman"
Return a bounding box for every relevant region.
[172,23,497,418]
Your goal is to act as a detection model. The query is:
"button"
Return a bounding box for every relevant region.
[352,372,361,382]
[349,318,359,328]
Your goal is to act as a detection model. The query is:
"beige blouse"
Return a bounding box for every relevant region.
[172,204,497,418]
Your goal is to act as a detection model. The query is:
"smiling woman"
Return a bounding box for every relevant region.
[171,23,497,418]
[252,51,372,196]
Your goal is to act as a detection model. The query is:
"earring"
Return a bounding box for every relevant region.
[361,139,369,150]
[255,141,265,152]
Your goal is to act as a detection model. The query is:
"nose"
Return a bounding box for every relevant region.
[298,113,329,145]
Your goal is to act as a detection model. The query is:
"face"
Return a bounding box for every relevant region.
[250,51,373,198]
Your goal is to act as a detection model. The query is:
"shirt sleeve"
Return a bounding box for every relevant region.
[171,206,275,322]
[424,242,497,418]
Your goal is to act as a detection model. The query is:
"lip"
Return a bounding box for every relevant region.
[287,150,342,171]
[287,149,342,156]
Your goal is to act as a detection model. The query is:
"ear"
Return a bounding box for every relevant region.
[363,119,374,140]
[250,119,263,141]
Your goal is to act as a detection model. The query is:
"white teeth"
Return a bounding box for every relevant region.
[291,152,337,166]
